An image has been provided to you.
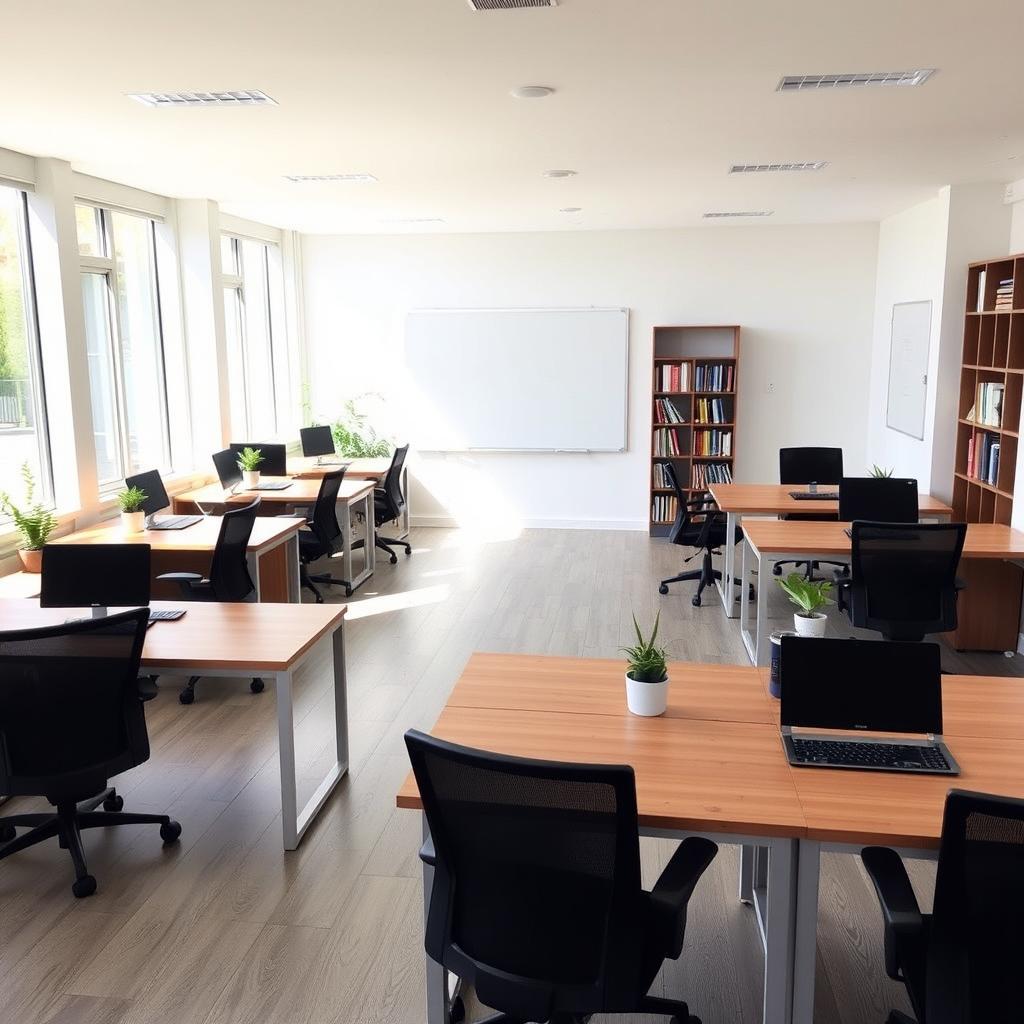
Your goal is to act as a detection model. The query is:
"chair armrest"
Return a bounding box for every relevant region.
[155,572,204,583]
[648,836,718,958]
[419,836,436,866]
[861,846,925,981]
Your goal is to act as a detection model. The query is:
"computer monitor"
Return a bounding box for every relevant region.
[124,469,171,519]
[212,448,243,489]
[780,636,942,735]
[229,442,287,477]
[300,425,336,459]
[40,544,151,617]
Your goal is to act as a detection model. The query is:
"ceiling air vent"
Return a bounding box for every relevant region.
[777,69,936,92]
[729,161,828,173]
[128,90,277,108]
[284,174,378,183]
[703,211,774,219]
[467,0,557,9]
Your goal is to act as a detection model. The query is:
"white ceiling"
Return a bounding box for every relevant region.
[5,0,1024,234]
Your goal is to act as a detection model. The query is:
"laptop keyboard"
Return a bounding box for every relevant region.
[790,737,954,773]
[789,490,839,500]
[149,609,186,621]
[150,515,203,530]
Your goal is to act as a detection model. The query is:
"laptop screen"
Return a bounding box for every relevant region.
[780,637,942,735]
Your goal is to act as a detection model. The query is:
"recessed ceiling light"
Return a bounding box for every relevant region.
[560,207,582,213]
[703,210,774,219]
[543,169,577,178]
[777,69,936,92]
[284,173,378,183]
[127,90,277,107]
[511,86,554,99]
[729,161,828,173]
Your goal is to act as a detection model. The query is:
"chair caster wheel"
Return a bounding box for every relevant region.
[72,875,97,898]
[178,688,195,705]
[103,794,124,812]
[691,595,702,607]
[659,583,669,595]
[389,554,398,564]
[315,593,324,604]
[772,564,783,576]
[160,821,182,844]
[344,587,353,597]
[0,824,15,842]
[250,678,265,694]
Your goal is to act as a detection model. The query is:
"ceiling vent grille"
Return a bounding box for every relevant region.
[467,0,557,9]
[703,210,774,219]
[284,174,377,183]
[128,90,277,108]
[777,69,935,92]
[729,161,828,173]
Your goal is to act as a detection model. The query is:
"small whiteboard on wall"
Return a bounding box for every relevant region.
[404,307,629,451]
[886,300,932,440]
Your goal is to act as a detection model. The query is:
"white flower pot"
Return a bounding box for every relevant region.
[242,470,260,488]
[625,672,669,717]
[793,612,828,637]
[121,510,145,534]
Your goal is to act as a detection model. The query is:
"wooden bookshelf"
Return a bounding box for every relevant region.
[649,325,740,536]
[949,254,1024,651]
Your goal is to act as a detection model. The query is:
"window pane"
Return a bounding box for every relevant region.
[223,286,248,437]
[75,204,104,257]
[111,212,167,473]
[240,239,277,436]
[221,234,238,275]
[81,273,122,486]
[0,187,50,507]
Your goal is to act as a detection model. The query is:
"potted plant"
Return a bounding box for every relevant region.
[0,463,58,573]
[621,611,670,716]
[776,573,832,637]
[118,485,148,533]
[868,464,894,478]
[328,395,393,458]
[236,446,264,487]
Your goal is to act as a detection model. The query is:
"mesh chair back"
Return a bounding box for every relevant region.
[839,477,919,522]
[406,729,647,1020]
[379,445,409,520]
[780,447,843,484]
[665,464,724,549]
[308,468,346,556]
[849,522,965,639]
[0,609,150,800]
[926,790,1024,1023]
[208,498,260,601]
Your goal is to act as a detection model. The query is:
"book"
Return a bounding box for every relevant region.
[977,269,986,312]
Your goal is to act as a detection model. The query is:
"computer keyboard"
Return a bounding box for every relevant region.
[149,515,203,530]
[789,737,956,774]
[250,481,293,491]
[843,527,918,540]
[789,490,839,501]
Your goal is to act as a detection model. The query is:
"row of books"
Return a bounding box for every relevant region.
[995,278,1014,311]
[653,428,685,456]
[653,398,687,424]
[651,495,678,523]
[693,428,733,457]
[691,462,733,489]
[694,364,734,392]
[694,397,729,425]
[967,432,1001,487]
[656,363,691,392]
[967,382,1005,428]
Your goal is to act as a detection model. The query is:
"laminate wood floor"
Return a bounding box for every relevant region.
[2,527,1020,1024]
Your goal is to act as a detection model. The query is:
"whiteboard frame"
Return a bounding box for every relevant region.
[406,306,630,453]
[885,300,932,441]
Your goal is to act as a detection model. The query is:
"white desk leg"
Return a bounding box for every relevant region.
[422,814,450,1024]
[791,840,821,1024]
[363,490,376,578]
[721,511,740,618]
[763,838,798,1024]
[246,552,261,602]
[340,498,354,589]
[399,465,410,540]
[739,843,755,904]
[754,549,770,665]
[740,535,757,664]
[286,533,301,604]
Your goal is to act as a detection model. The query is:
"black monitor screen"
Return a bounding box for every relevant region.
[212,448,242,488]
[300,425,336,458]
[229,442,287,477]
[41,544,152,608]
[124,469,170,517]
[780,637,942,735]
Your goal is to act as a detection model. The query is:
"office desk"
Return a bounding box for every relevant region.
[288,456,410,539]
[0,599,349,850]
[707,484,954,618]
[397,653,807,1024]
[50,515,303,603]
[172,478,377,594]
[738,520,1024,664]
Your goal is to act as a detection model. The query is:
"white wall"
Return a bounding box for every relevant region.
[302,224,879,529]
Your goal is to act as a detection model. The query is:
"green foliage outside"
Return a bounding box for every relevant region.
[326,396,392,458]
[621,611,669,683]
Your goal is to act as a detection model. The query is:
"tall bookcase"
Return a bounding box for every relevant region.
[950,253,1024,651]
[649,325,740,537]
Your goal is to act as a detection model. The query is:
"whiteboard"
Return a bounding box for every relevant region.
[886,301,932,440]
[404,308,629,451]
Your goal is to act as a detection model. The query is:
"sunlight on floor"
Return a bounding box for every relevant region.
[413,458,524,543]
[345,584,451,620]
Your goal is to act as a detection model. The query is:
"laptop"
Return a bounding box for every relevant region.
[124,469,203,530]
[779,636,959,775]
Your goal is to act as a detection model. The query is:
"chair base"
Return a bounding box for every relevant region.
[375,534,412,564]
[659,551,754,607]
[774,558,848,581]
[0,789,181,897]
[476,995,696,1023]
[179,675,264,705]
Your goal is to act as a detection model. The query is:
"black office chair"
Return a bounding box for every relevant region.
[862,788,1024,1024]
[405,729,717,1024]
[658,463,749,607]
[368,444,412,563]
[0,609,181,898]
[229,442,287,477]
[290,468,352,602]
[838,476,920,523]
[157,498,265,704]
[773,446,848,581]
[834,522,966,641]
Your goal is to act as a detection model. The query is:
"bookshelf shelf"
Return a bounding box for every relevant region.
[649,325,740,535]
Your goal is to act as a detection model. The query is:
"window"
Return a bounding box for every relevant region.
[0,185,50,505]
[222,236,283,438]
[77,205,170,489]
